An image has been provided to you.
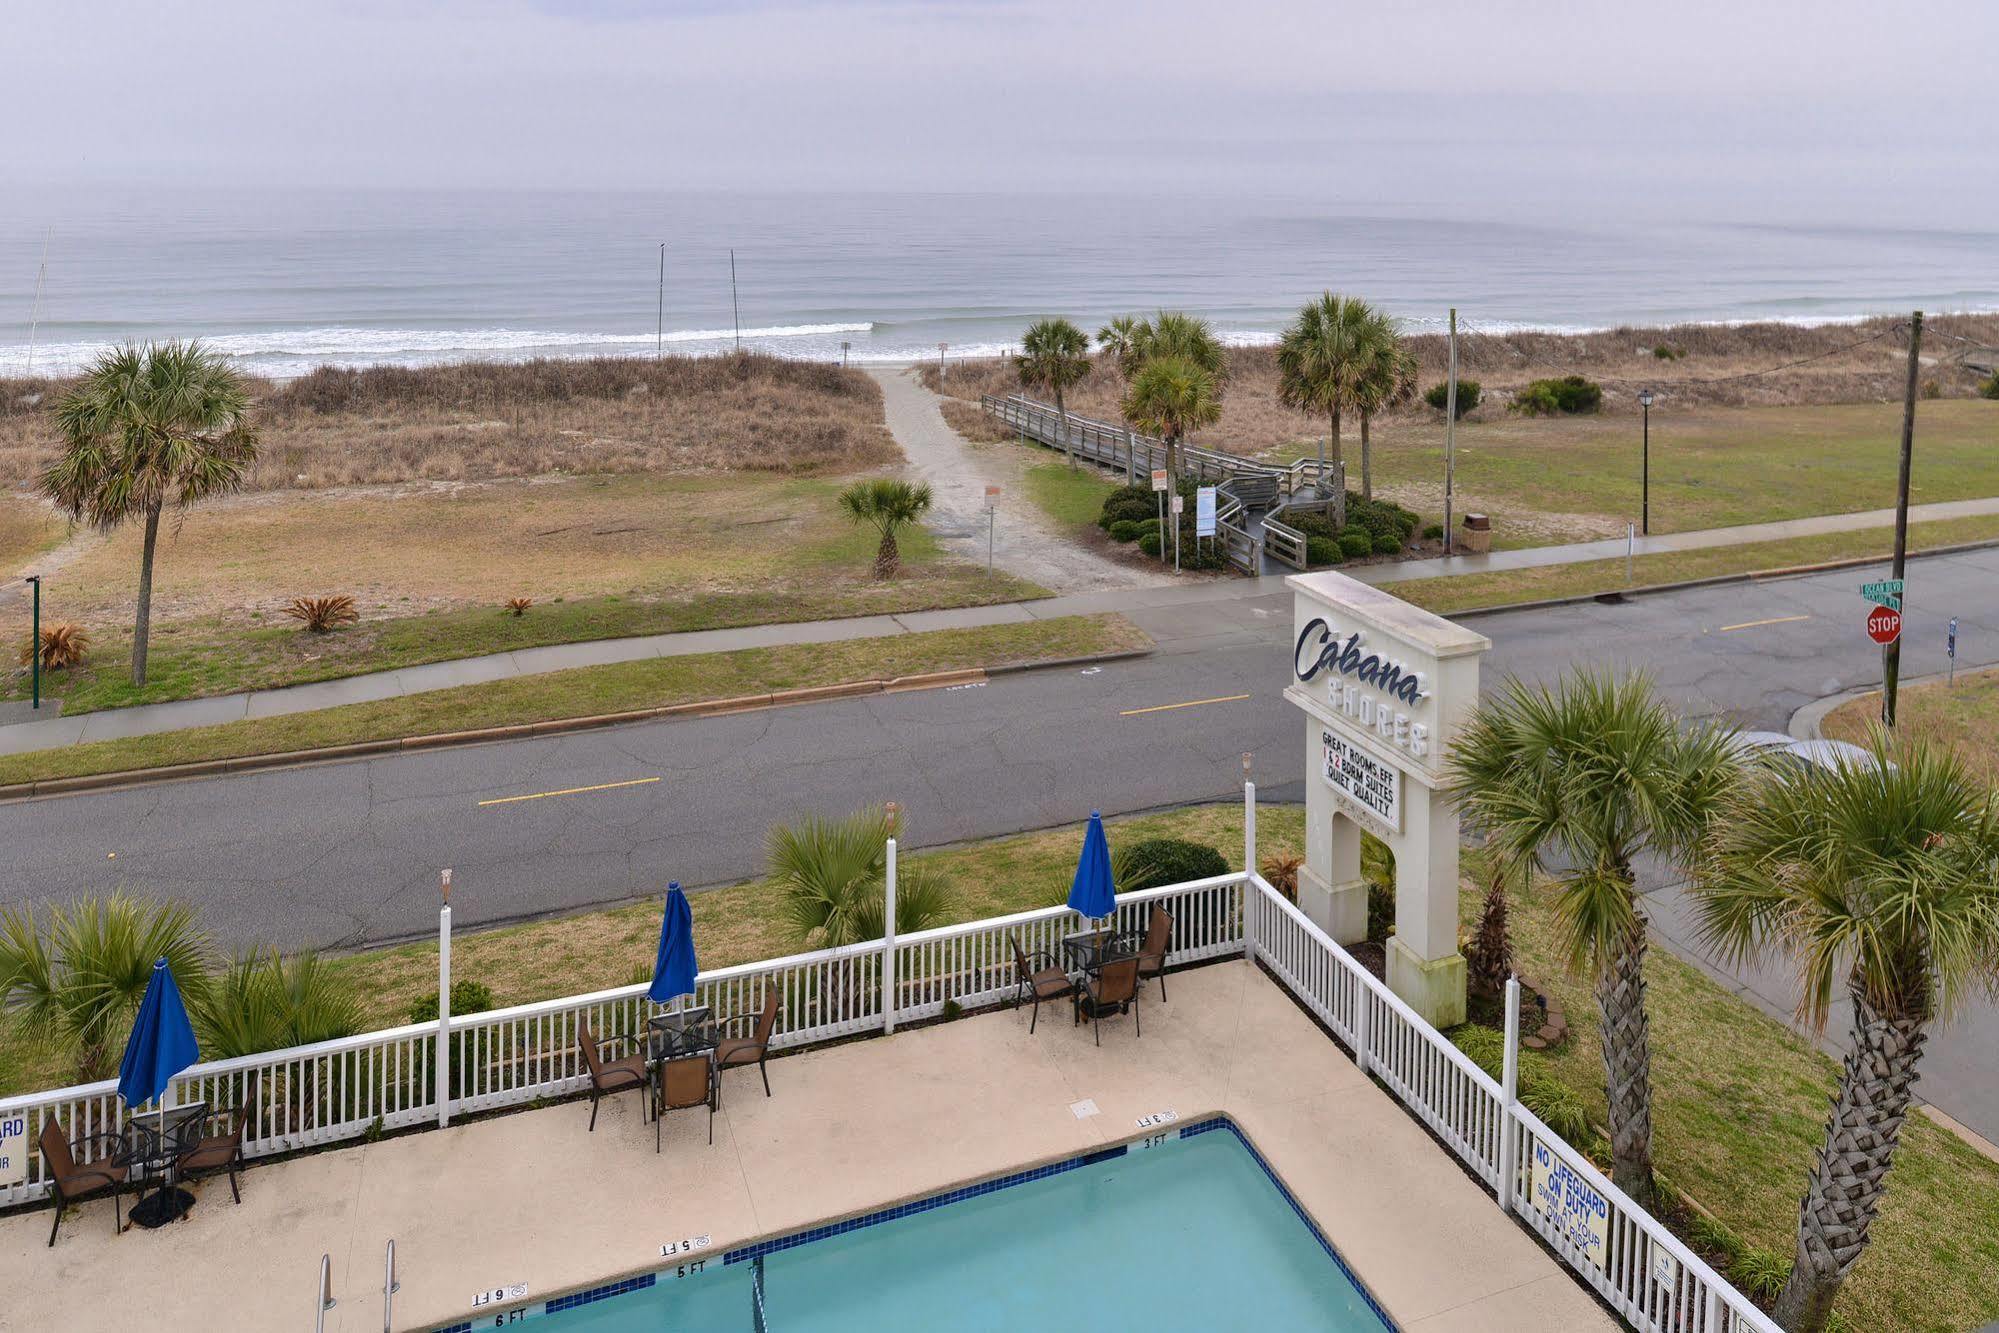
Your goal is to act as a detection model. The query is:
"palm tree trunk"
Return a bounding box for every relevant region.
[1056,387,1074,471]
[1360,410,1373,501]
[1328,407,1343,470]
[874,527,900,580]
[1596,913,1658,1210]
[132,500,162,686]
[1772,982,1928,1333]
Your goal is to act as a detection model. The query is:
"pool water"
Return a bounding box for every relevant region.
[515,1123,1393,1331]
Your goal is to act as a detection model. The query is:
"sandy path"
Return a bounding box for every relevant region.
[869,367,1171,594]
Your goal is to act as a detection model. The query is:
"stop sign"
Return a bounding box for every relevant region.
[1866,605,1902,645]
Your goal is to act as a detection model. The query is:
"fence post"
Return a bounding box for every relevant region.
[436,870,452,1129]
[883,835,898,1035]
[1353,978,1372,1078]
[1497,975,1521,1212]
[1242,775,1258,968]
[1124,427,1136,486]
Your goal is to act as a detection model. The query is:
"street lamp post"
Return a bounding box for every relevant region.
[1638,389,1654,536]
[25,574,41,710]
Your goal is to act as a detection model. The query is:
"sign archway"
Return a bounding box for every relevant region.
[1284,571,1491,1026]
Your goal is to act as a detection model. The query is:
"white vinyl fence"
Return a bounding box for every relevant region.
[0,823,1772,1332]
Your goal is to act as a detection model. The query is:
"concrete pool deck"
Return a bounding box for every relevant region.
[1,962,1615,1332]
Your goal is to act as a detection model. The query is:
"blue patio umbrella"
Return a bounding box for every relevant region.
[649,882,699,1005]
[117,957,202,1227]
[118,957,200,1112]
[1067,810,1116,923]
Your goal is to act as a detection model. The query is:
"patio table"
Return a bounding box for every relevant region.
[1061,928,1133,975]
[646,1007,719,1062]
[119,1102,209,1229]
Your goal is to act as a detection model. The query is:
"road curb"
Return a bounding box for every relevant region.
[984,647,1153,675]
[0,671,980,802]
[1788,664,1990,740]
[1447,535,1999,620]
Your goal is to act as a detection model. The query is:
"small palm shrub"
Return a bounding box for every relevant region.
[0,894,212,1080]
[767,806,954,950]
[20,621,90,671]
[1338,531,1372,560]
[1423,380,1481,417]
[201,950,363,1058]
[285,594,359,633]
[407,979,495,1024]
[1511,375,1601,415]
[1306,536,1340,566]
[505,597,534,617]
[838,479,934,580]
[1259,853,1303,902]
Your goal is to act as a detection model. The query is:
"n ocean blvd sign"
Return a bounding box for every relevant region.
[1861,578,1904,611]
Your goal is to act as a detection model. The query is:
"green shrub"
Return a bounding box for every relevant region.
[1511,375,1601,416]
[1286,510,1340,541]
[1138,532,1161,557]
[1099,493,1156,529]
[1108,520,1143,543]
[408,979,496,1025]
[1422,523,1443,540]
[1731,1248,1792,1303]
[1981,372,1999,400]
[1370,531,1403,556]
[1423,379,1481,417]
[1306,536,1341,567]
[1651,344,1684,361]
[1117,838,1229,891]
[1338,530,1372,560]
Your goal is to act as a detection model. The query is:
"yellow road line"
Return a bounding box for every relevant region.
[1119,693,1252,717]
[1718,614,1811,632]
[478,777,661,807]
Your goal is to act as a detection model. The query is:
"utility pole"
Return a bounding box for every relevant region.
[656,243,665,359]
[1882,310,1923,729]
[729,249,741,353]
[1443,308,1458,555]
[1638,389,1654,535]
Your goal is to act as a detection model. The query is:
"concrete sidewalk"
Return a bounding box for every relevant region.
[6,495,1996,758]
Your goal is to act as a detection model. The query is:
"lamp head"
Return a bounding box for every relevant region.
[1638,389,1654,409]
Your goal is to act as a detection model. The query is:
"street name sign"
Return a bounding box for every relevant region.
[1861,579,1903,611]
[1866,605,1902,645]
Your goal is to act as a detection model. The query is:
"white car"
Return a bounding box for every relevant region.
[1723,730,1881,776]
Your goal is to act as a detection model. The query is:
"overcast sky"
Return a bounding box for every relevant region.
[7,0,1997,221]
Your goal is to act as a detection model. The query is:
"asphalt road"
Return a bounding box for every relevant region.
[4,547,1998,1136]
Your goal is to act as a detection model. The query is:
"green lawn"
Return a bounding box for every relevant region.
[1021,459,1118,534]
[1276,400,1999,546]
[1823,666,1999,784]
[1394,512,1999,616]
[0,614,1147,787]
[7,523,1046,716]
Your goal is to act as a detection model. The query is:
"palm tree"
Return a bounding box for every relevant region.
[767,806,955,949]
[199,949,362,1058]
[1696,738,1999,1333]
[1122,355,1221,483]
[1095,316,1142,374]
[838,478,934,579]
[1352,337,1418,501]
[1446,669,1741,1209]
[0,894,212,1081]
[1277,293,1385,489]
[1128,311,1228,385]
[43,341,260,686]
[1016,318,1092,470]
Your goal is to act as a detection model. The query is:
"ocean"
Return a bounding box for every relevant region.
[1,186,1993,378]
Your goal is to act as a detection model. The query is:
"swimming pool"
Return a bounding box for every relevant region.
[450,1118,1395,1331]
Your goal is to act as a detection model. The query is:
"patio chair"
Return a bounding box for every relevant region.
[655,1053,720,1151]
[38,1120,127,1247]
[1010,935,1074,1034]
[1077,956,1141,1047]
[1135,906,1173,1002]
[576,1022,651,1132]
[714,989,780,1098]
[175,1096,252,1205]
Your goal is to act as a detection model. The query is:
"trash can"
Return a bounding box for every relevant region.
[1460,513,1492,554]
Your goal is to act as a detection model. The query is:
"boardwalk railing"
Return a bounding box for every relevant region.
[0,838,1774,1331]
[980,392,1343,575]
